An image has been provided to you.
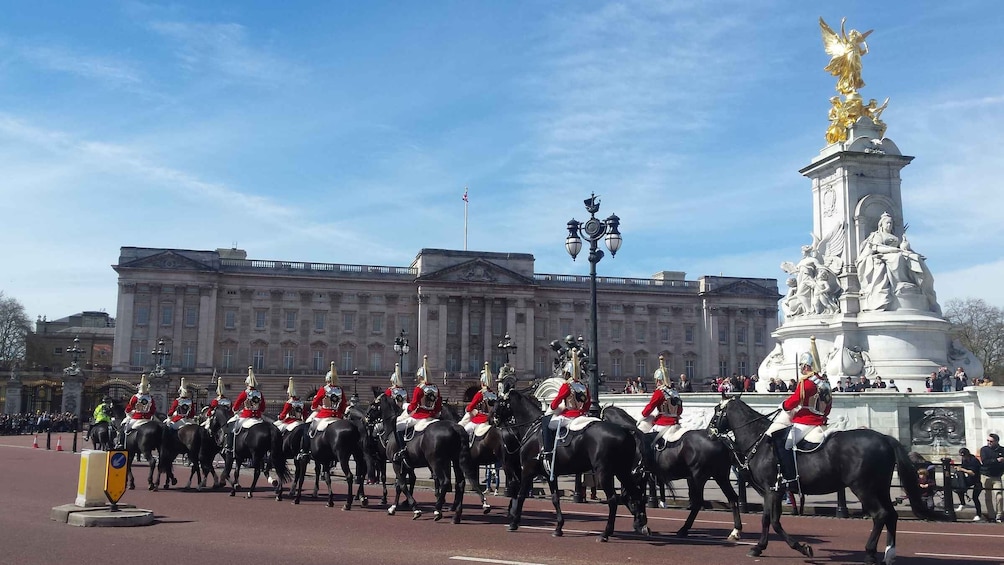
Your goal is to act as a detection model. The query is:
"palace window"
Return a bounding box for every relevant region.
[252,348,265,370]
[184,305,198,327]
[285,310,297,331]
[224,310,237,330]
[314,311,326,332]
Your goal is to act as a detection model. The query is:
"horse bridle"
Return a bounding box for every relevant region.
[492,393,543,455]
[708,396,780,471]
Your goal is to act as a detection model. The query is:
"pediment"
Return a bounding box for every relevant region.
[417,258,534,286]
[118,251,216,272]
[704,279,780,299]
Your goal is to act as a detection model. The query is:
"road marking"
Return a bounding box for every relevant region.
[450,557,549,565]
[915,552,1004,561]
[900,529,1001,539]
[518,524,755,546]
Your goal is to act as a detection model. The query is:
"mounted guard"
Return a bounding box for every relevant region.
[765,337,832,493]
[462,362,498,440]
[393,355,441,462]
[539,348,592,474]
[637,355,683,448]
[166,377,197,430]
[119,373,156,448]
[299,363,346,461]
[85,396,115,441]
[203,372,231,430]
[230,366,266,452]
[276,377,306,433]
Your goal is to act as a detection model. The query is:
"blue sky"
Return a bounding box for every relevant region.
[2,1,1002,323]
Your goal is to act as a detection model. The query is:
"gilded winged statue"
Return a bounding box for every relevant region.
[820,17,872,95]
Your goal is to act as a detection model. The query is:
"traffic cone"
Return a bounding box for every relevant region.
[32,435,39,448]
[56,436,64,452]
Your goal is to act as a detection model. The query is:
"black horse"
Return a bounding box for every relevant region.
[601,405,742,540]
[122,419,167,491]
[708,395,940,563]
[492,385,649,542]
[215,409,290,498]
[291,418,368,509]
[87,421,117,451]
[439,401,513,496]
[160,422,220,491]
[375,392,488,523]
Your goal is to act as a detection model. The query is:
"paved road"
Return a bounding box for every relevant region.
[2,434,1002,565]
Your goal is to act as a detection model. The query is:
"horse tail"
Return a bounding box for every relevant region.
[457,427,480,490]
[890,436,943,521]
[270,426,291,483]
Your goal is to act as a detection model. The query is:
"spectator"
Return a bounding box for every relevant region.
[887,379,899,392]
[787,378,797,391]
[979,433,1004,522]
[873,376,886,389]
[857,375,871,390]
[917,468,936,510]
[634,376,647,394]
[678,374,693,393]
[955,367,968,390]
[941,366,955,393]
[844,377,855,392]
[777,379,788,393]
[926,372,936,392]
[954,447,983,520]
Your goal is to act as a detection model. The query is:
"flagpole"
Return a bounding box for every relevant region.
[463,186,469,251]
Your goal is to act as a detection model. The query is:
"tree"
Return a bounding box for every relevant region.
[944,298,1004,379]
[0,292,31,370]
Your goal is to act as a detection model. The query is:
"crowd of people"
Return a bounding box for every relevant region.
[0,411,79,435]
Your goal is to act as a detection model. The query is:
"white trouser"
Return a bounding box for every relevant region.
[651,423,678,436]
[548,415,571,430]
[785,423,815,449]
[396,412,417,432]
[764,409,792,436]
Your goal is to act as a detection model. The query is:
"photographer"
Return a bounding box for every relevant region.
[980,433,1004,522]
[953,447,983,520]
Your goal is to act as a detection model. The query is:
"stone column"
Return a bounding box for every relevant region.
[61,367,86,420]
[197,285,217,369]
[5,370,23,414]
[113,282,136,370]
[484,302,494,368]
[461,298,470,372]
[149,372,171,414]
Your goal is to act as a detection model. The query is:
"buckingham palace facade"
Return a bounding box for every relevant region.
[111,246,780,404]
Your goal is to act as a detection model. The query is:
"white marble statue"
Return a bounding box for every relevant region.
[781,225,845,317]
[856,212,940,314]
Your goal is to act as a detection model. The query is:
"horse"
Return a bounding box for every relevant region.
[121,419,167,491]
[708,394,940,564]
[492,382,649,542]
[86,421,116,451]
[160,422,219,491]
[212,407,291,498]
[439,401,513,496]
[290,418,368,509]
[375,392,488,523]
[362,398,393,505]
[601,405,742,540]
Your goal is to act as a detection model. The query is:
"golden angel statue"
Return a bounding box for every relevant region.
[820,17,873,95]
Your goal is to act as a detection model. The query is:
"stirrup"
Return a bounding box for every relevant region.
[295,451,309,462]
[392,450,406,463]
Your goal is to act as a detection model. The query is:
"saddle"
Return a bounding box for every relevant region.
[125,417,155,431]
[650,425,688,450]
[235,417,264,430]
[308,417,339,437]
[473,422,492,439]
[556,416,601,446]
[167,418,197,431]
[412,417,438,434]
[792,425,833,453]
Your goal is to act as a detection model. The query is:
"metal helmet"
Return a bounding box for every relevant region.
[416,355,429,385]
[245,366,258,388]
[325,362,339,386]
[799,352,815,376]
[653,355,668,386]
[178,377,190,398]
[287,377,297,399]
[480,362,494,389]
[390,363,403,388]
[215,373,226,398]
[137,373,150,394]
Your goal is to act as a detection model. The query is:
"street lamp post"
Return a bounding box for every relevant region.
[351,369,360,406]
[497,333,517,364]
[67,336,85,369]
[151,338,171,378]
[565,193,621,417]
[393,329,410,372]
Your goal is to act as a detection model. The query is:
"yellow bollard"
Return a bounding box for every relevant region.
[75,450,108,507]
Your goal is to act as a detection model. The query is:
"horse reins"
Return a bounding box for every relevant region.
[712,405,781,471]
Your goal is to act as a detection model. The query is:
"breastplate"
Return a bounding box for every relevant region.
[807,378,832,415]
[390,387,407,404]
[289,400,304,416]
[136,394,152,410]
[177,399,192,413]
[656,386,675,414]
[246,390,262,409]
[419,384,439,410]
[217,398,231,408]
[323,386,343,411]
[566,381,587,410]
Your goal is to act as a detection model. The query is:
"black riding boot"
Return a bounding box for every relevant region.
[771,430,798,492]
[539,416,556,473]
[393,428,407,463]
[296,426,311,462]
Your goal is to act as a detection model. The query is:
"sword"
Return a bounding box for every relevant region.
[549,417,562,482]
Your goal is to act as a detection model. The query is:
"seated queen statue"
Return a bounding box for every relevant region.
[856,212,940,314]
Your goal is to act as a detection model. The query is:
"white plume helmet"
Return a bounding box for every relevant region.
[215,372,226,398]
[137,373,150,394]
[480,362,494,388]
[390,363,403,387]
[416,355,429,384]
[287,377,297,398]
[178,377,190,398]
[325,362,339,386]
[653,355,668,385]
[245,366,258,388]
[568,348,581,381]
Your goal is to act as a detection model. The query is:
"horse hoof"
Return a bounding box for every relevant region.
[638,526,651,537]
[327,501,334,508]
[171,477,178,486]
[675,529,689,538]
[360,498,369,507]
[342,503,351,511]
[434,511,443,522]
[800,544,814,558]
[483,504,491,514]
[270,478,279,487]
[229,491,236,497]
[727,529,741,542]
[598,535,608,543]
[413,510,422,520]
[293,500,300,505]
[746,548,762,557]
[553,530,563,538]
[507,524,518,532]
[246,492,253,499]
[387,505,396,516]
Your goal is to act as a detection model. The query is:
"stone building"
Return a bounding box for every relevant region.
[110,246,780,411]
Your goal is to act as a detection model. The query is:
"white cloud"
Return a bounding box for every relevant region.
[16,43,143,87]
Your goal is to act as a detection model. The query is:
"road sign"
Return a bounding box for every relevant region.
[104,450,128,506]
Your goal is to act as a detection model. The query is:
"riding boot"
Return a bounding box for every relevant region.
[771,430,798,492]
[295,426,311,462]
[393,428,407,463]
[539,416,555,474]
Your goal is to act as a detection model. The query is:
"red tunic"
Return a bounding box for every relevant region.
[125,394,156,419]
[640,388,681,426]
[311,387,346,419]
[168,398,196,422]
[233,389,266,418]
[550,382,590,418]
[781,377,828,426]
[277,399,305,423]
[206,397,231,419]
[407,385,442,419]
[465,390,491,424]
